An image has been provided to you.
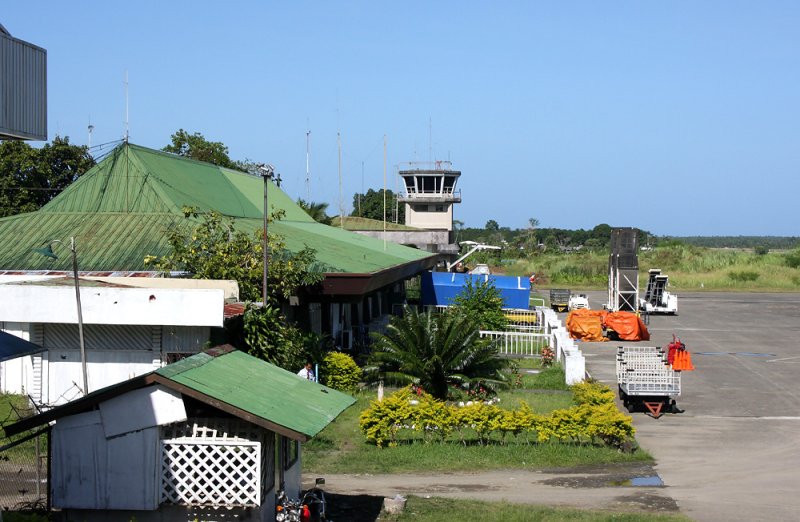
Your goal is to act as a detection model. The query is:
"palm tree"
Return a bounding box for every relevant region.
[367,308,508,400]
[297,199,332,225]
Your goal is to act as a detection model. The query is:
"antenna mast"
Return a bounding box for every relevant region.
[305,129,311,200]
[383,134,387,251]
[338,132,344,228]
[124,70,129,142]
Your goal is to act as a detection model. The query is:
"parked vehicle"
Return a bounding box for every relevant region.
[276,478,329,522]
[639,268,678,315]
[549,289,571,312]
[568,293,590,311]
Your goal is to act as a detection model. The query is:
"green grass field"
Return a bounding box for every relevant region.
[506,245,800,291]
[383,496,690,522]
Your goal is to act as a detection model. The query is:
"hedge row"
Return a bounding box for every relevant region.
[359,382,634,448]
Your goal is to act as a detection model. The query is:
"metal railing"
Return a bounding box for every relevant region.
[479,330,551,356]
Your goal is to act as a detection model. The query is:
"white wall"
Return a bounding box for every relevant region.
[0,285,224,327]
[405,203,453,230]
[45,350,161,404]
[0,322,33,394]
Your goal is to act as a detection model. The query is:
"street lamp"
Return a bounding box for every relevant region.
[257,164,281,306]
[34,237,88,395]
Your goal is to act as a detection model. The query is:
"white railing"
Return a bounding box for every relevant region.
[480,330,550,356]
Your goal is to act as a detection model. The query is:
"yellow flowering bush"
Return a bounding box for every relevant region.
[360,382,635,449]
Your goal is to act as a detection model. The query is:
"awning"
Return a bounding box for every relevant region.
[0,330,45,362]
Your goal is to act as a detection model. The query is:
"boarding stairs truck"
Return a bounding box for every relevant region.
[639,269,678,315]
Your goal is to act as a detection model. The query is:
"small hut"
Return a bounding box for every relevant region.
[3,345,355,521]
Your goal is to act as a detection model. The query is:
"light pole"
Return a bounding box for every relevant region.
[258,164,280,306]
[34,237,88,395]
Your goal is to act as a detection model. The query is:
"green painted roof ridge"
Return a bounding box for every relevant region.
[156,351,214,378]
[125,145,184,214]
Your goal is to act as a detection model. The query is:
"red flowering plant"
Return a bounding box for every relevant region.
[541,346,555,368]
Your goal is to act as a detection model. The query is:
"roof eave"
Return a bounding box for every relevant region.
[320,254,439,295]
[150,374,311,442]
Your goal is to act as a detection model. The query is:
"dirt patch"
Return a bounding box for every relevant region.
[613,492,681,512]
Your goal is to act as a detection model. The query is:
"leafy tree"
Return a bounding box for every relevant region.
[145,208,329,369]
[590,224,612,246]
[145,207,325,302]
[0,136,95,217]
[241,303,322,369]
[485,219,500,232]
[163,129,238,169]
[366,308,508,400]
[351,188,404,222]
[451,278,508,331]
[297,199,332,225]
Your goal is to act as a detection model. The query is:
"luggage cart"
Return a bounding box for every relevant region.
[616,346,681,418]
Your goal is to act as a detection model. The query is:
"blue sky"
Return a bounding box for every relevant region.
[4,2,799,236]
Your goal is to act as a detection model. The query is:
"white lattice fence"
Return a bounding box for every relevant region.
[160,419,262,507]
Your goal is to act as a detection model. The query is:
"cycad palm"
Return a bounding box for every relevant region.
[367,308,508,400]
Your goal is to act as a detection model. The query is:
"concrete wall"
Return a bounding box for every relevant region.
[351,229,451,252]
[0,285,224,327]
[405,203,453,230]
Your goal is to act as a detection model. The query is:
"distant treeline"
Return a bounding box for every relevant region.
[667,236,800,250]
[456,221,799,252]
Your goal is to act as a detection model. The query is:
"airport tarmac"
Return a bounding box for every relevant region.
[577,291,800,522]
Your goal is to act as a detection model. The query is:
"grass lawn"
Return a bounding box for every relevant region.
[304,363,651,474]
[381,496,690,522]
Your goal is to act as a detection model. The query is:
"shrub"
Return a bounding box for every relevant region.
[571,381,616,406]
[359,387,417,447]
[360,383,634,449]
[728,271,759,282]
[451,278,508,331]
[322,352,362,393]
[754,246,769,256]
[786,249,800,269]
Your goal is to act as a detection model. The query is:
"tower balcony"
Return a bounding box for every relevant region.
[398,189,461,203]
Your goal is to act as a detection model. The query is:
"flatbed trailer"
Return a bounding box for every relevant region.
[616,346,681,418]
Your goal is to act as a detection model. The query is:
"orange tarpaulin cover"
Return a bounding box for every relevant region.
[605,311,650,341]
[566,309,608,341]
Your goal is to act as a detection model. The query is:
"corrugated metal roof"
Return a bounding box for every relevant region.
[3,347,355,441]
[330,216,420,231]
[0,143,435,276]
[157,349,354,438]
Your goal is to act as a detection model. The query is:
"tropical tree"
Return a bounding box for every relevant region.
[366,308,508,400]
[144,208,328,369]
[145,207,324,302]
[451,278,507,331]
[297,199,332,225]
[162,129,238,169]
[0,136,95,217]
[351,188,404,222]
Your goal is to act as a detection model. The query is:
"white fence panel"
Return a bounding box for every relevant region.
[479,330,550,357]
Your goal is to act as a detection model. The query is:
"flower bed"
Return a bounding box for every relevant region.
[359,382,634,449]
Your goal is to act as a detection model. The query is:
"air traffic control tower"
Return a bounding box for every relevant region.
[398,161,461,255]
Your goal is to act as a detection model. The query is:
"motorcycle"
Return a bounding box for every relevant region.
[276,478,329,522]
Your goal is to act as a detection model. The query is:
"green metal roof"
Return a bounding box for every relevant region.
[4,347,355,441]
[331,215,420,231]
[0,142,436,276]
[156,349,355,440]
